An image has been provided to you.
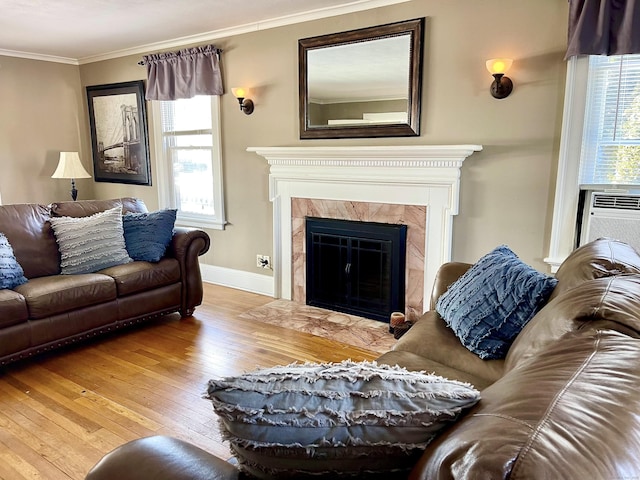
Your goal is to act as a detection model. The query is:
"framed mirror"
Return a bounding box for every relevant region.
[299,18,424,139]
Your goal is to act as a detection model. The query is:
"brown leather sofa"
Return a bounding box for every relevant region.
[85,237,640,479]
[0,197,210,366]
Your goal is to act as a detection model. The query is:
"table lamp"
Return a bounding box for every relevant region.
[51,152,92,201]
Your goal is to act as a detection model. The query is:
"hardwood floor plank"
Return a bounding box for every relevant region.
[0,413,71,480]
[0,448,36,480]
[0,283,388,478]
[0,398,102,479]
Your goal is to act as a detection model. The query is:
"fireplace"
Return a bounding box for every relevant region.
[248,145,482,320]
[292,199,424,319]
[306,217,407,322]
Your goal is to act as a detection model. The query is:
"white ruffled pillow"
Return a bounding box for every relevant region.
[49,206,132,274]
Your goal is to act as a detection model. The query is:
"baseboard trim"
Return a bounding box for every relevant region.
[200,263,275,297]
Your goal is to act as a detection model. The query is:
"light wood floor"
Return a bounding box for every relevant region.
[0,283,381,480]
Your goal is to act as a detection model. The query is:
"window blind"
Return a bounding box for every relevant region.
[159,97,216,217]
[579,54,640,187]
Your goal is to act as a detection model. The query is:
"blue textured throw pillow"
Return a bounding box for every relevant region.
[436,245,558,360]
[0,233,28,289]
[123,209,177,262]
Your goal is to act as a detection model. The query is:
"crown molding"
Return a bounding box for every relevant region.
[76,0,411,65]
[0,48,78,65]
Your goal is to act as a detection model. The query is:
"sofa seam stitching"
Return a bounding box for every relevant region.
[472,413,534,431]
[592,276,614,317]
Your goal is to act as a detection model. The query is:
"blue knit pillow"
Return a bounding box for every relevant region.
[0,233,28,289]
[436,245,558,360]
[123,209,177,262]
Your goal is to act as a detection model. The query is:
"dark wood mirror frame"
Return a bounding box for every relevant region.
[298,18,424,140]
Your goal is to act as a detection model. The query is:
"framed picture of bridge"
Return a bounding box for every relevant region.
[86,80,151,186]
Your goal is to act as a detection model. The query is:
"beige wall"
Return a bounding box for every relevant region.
[2,0,568,276]
[0,56,94,204]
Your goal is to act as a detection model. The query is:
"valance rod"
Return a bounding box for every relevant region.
[138,47,222,66]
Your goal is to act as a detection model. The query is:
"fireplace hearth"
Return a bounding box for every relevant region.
[306,217,407,323]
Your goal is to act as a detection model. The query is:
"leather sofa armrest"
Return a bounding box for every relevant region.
[167,227,211,317]
[170,227,211,259]
[85,436,240,480]
[429,261,473,310]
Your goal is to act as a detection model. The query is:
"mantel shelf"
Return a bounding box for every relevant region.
[247,145,483,167]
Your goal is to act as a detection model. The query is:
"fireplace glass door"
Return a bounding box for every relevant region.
[306,217,406,322]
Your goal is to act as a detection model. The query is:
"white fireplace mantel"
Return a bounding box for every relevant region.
[248,145,482,308]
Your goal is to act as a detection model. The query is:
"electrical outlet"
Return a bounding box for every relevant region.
[256,254,271,269]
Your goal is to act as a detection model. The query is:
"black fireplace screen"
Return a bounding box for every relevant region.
[306,217,407,323]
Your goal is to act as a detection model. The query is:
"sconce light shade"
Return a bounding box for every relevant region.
[52,151,92,201]
[231,87,254,115]
[485,58,513,99]
[231,87,248,98]
[485,58,513,75]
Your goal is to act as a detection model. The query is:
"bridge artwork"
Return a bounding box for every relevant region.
[96,104,145,175]
[87,80,150,186]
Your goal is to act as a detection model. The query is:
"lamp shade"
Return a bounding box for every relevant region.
[231,87,249,99]
[51,152,91,179]
[486,58,513,75]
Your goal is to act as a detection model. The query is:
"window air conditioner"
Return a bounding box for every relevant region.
[581,191,640,251]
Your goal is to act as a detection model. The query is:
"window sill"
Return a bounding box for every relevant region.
[176,216,227,231]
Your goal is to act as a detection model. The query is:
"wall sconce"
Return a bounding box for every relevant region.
[51,151,92,201]
[486,58,513,99]
[231,87,254,115]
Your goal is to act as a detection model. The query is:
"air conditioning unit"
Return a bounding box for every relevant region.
[581,191,640,251]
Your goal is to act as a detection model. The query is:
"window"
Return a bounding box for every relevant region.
[153,95,225,230]
[580,54,640,188]
[547,54,640,269]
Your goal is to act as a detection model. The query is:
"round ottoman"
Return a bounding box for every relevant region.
[85,435,240,480]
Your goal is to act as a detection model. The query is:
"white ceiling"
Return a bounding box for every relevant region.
[0,0,409,64]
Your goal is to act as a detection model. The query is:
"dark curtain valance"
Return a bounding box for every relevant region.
[566,0,640,58]
[141,44,223,100]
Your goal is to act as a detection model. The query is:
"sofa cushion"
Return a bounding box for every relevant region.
[49,206,132,275]
[49,197,148,218]
[504,273,640,371]
[436,245,558,360]
[123,209,177,262]
[99,258,180,296]
[0,233,28,289]
[376,350,495,390]
[0,289,28,328]
[390,310,505,384]
[0,203,60,279]
[205,360,480,479]
[550,237,640,300]
[14,274,117,320]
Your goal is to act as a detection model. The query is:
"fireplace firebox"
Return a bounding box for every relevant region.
[305,217,407,323]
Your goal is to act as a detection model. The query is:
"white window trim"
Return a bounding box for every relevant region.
[151,95,226,230]
[545,56,590,272]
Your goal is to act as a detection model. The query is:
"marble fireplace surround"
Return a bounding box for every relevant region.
[248,145,482,319]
